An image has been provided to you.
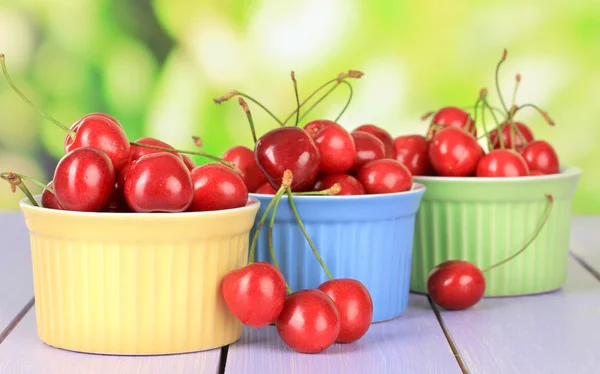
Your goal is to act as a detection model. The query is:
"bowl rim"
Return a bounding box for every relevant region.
[19,196,261,218]
[249,182,426,200]
[412,165,582,183]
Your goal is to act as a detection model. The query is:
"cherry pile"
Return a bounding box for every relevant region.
[0,54,248,213]
[221,170,374,354]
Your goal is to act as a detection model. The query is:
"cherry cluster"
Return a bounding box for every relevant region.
[0,54,248,214]
[221,171,374,354]
[395,49,560,178]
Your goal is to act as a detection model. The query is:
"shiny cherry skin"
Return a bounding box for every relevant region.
[53,147,115,212]
[254,182,277,195]
[317,279,373,343]
[357,159,413,194]
[255,127,320,192]
[350,131,385,173]
[276,289,341,354]
[353,124,396,158]
[304,120,356,175]
[80,112,120,126]
[476,149,530,177]
[129,137,183,162]
[222,145,267,192]
[188,163,248,212]
[489,122,534,151]
[124,152,193,213]
[313,174,365,195]
[64,114,131,173]
[181,155,196,171]
[427,260,486,310]
[430,106,476,136]
[115,161,134,210]
[222,262,287,328]
[41,181,62,210]
[520,140,560,175]
[429,127,484,177]
[394,135,432,176]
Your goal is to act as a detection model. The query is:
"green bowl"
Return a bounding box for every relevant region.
[410,166,582,296]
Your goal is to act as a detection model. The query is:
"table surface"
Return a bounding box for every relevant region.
[0,213,598,374]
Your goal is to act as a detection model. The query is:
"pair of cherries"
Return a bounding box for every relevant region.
[222,121,413,197]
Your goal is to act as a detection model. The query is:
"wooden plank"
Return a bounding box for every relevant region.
[570,216,600,276]
[0,299,223,373]
[225,294,462,374]
[0,212,34,337]
[438,256,600,374]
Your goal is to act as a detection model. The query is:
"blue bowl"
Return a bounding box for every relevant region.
[249,183,426,322]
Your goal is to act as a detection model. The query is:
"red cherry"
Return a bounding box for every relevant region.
[357,159,413,194]
[124,153,193,213]
[41,181,62,210]
[129,137,183,162]
[53,147,115,212]
[304,120,356,175]
[80,112,120,126]
[476,149,530,177]
[188,163,248,212]
[427,260,486,310]
[317,279,373,343]
[181,155,196,171]
[429,127,484,177]
[222,145,267,193]
[489,122,534,151]
[520,140,560,175]
[115,161,134,211]
[254,182,277,195]
[255,127,320,192]
[350,131,386,173]
[430,106,476,136]
[64,114,131,173]
[353,124,396,158]
[313,174,365,195]
[530,170,545,176]
[221,262,287,328]
[393,135,432,176]
[276,289,340,354]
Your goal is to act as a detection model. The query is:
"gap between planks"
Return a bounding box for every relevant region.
[427,295,470,374]
[569,251,600,282]
[218,344,229,374]
[0,297,34,345]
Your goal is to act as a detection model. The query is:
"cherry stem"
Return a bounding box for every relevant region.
[268,191,293,294]
[291,183,341,196]
[214,90,284,126]
[511,74,521,110]
[475,89,492,150]
[191,135,204,149]
[297,83,340,123]
[0,172,39,206]
[334,81,353,122]
[481,96,505,148]
[0,54,76,140]
[129,142,242,175]
[237,98,257,143]
[514,104,555,126]
[482,193,554,273]
[291,71,300,127]
[248,186,288,264]
[285,188,334,280]
[494,48,510,116]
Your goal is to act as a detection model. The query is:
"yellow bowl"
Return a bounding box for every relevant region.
[19,196,260,355]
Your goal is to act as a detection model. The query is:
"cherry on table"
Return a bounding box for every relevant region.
[222,262,287,328]
[394,134,432,176]
[489,121,534,151]
[276,289,340,354]
[64,114,131,173]
[476,149,530,177]
[255,127,320,192]
[124,152,193,213]
[429,106,476,137]
[53,147,116,212]
[353,124,396,158]
[317,279,373,343]
[304,120,356,175]
[188,163,248,212]
[41,181,62,210]
[520,140,560,175]
[254,182,277,195]
[350,131,385,173]
[427,260,486,310]
[357,159,413,194]
[129,137,183,162]
[313,174,365,195]
[222,145,267,193]
[429,126,484,177]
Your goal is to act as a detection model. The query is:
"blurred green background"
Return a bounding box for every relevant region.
[0,0,597,213]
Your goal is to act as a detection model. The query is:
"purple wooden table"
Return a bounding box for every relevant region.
[0,212,598,374]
